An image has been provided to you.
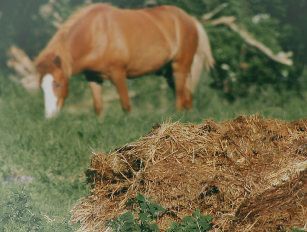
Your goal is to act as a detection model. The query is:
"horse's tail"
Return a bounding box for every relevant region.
[187,19,215,93]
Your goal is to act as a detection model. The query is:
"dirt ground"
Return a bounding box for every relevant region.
[71,115,307,231]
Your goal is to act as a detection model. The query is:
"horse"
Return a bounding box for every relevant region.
[35,3,214,118]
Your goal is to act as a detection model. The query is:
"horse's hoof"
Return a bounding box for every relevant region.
[123,105,131,112]
[176,105,185,111]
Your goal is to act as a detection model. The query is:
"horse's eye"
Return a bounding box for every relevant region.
[53,81,61,88]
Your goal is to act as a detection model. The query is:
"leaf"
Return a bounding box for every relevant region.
[167,209,212,232]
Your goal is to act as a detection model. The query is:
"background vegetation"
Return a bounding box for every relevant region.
[0,0,306,231]
[1,0,307,96]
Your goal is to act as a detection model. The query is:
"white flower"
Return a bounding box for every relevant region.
[39,4,54,18]
[221,63,230,71]
[252,14,270,24]
[281,70,289,78]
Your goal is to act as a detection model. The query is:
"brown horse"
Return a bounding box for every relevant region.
[35,3,214,118]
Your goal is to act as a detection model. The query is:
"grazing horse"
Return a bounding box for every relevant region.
[35,3,214,118]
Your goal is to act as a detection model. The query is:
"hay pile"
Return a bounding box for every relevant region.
[71,115,307,231]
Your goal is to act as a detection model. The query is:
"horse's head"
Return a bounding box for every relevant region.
[36,53,68,118]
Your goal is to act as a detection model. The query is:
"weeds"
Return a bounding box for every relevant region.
[108,194,212,232]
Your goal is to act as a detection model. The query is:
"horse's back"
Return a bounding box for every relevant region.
[150,6,199,61]
[64,4,198,76]
[106,5,198,75]
[141,6,199,72]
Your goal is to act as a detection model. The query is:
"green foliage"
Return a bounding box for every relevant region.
[109,194,165,232]
[109,212,141,232]
[109,194,212,232]
[167,209,212,232]
[200,0,303,98]
[128,194,166,224]
[291,228,306,232]
[99,0,146,8]
[157,0,206,16]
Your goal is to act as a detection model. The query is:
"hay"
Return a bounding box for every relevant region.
[71,115,307,231]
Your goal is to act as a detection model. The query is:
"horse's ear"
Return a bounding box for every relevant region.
[53,55,62,68]
[36,60,47,74]
[35,53,59,73]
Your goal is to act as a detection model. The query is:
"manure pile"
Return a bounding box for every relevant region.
[71,115,307,231]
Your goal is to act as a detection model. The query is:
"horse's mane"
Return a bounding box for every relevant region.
[35,3,113,76]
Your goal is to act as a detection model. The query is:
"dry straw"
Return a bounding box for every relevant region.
[71,115,307,231]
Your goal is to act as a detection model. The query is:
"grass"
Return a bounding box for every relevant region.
[0,71,306,231]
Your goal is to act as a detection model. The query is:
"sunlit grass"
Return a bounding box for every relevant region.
[0,72,306,231]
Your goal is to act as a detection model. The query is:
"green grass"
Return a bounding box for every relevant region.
[0,71,306,231]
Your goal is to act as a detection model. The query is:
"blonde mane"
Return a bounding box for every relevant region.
[35,3,113,77]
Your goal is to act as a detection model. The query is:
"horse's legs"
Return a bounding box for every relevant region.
[110,69,131,112]
[84,70,103,115]
[184,80,193,109]
[172,62,192,110]
[89,82,103,115]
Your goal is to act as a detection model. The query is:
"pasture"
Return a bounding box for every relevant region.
[0,70,306,231]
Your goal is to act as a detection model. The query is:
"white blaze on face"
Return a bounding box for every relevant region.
[41,74,59,118]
